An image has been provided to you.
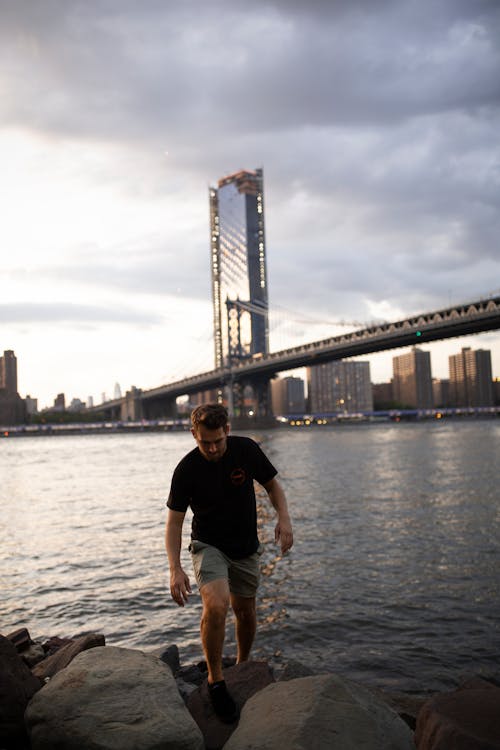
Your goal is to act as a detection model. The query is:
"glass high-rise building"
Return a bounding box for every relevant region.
[209,168,269,368]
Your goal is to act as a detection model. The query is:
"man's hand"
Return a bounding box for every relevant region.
[263,477,294,555]
[275,516,293,555]
[170,568,192,607]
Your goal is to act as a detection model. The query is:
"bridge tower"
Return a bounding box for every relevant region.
[209,168,272,417]
[209,168,269,368]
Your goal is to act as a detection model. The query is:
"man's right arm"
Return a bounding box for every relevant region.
[165,508,192,607]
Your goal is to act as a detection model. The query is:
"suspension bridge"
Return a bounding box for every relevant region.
[88,293,500,422]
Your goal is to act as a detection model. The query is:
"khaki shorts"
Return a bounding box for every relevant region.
[189,540,262,598]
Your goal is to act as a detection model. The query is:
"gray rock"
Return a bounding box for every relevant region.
[25,646,204,750]
[224,673,415,750]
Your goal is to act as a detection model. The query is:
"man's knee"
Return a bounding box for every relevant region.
[201,581,230,622]
[204,599,229,623]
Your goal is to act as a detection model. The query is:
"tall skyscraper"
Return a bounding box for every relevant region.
[449,347,493,407]
[307,360,373,413]
[392,347,433,408]
[209,168,269,368]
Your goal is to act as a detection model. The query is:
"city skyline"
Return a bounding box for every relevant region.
[1,1,499,408]
[3,340,498,425]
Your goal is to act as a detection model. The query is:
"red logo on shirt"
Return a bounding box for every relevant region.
[230,468,246,486]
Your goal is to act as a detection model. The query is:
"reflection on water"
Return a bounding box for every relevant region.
[1,420,499,693]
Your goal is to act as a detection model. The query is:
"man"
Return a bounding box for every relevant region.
[165,403,293,723]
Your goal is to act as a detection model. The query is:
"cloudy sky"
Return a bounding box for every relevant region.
[1,0,499,408]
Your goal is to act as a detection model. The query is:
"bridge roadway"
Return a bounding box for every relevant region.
[94,294,500,420]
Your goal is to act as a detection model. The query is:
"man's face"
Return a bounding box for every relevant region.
[191,423,229,462]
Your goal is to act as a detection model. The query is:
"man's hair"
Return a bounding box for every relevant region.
[191,403,228,430]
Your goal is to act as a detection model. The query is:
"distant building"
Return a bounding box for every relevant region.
[69,398,85,412]
[209,168,269,368]
[0,350,25,425]
[0,350,17,394]
[113,383,122,399]
[372,382,393,410]
[87,395,94,408]
[448,347,493,407]
[0,390,25,425]
[493,378,500,406]
[271,376,306,416]
[307,360,373,414]
[432,378,450,408]
[25,395,38,416]
[53,393,66,411]
[392,348,433,409]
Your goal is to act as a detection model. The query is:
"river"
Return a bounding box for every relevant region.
[1,419,499,694]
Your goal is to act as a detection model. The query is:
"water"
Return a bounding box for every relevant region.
[1,420,499,695]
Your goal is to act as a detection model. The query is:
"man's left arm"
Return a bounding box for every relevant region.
[263,477,293,554]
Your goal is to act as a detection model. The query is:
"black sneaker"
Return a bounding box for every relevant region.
[208,680,240,723]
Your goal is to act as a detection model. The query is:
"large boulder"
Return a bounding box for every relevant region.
[415,677,500,749]
[25,646,204,750]
[0,635,43,749]
[224,673,415,750]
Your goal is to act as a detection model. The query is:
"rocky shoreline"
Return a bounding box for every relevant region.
[2,628,499,749]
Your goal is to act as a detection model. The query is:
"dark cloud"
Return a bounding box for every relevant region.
[1,0,499,331]
[2,0,499,139]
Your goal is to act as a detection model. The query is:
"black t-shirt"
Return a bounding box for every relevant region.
[167,436,277,558]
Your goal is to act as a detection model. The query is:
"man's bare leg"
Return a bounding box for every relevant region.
[230,594,256,663]
[200,579,230,684]
[200,579,240,723]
